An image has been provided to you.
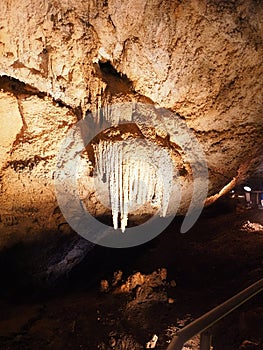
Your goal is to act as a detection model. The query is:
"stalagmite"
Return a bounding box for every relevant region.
[93,138,173,232]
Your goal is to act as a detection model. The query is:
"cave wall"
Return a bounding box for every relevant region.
[0,0,263,247]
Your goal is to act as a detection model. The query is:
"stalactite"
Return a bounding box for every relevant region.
[93,138,173,232]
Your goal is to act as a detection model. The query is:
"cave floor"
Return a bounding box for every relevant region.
[0,205,263,350]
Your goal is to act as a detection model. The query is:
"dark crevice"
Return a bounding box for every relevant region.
[0,75,46,98]
[94,60,155,107]
[0,74,83,159]
[0,75,83,119]
[94,60,134,95]
[99,61,120,76]
[4,155,55,172]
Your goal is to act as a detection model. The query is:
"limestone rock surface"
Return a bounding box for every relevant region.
[0,0,263,247]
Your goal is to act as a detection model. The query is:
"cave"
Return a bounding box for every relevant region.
[0,1,263,349]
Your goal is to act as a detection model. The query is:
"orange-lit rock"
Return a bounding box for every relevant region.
[0,92,23,162]
[0,0,263,247]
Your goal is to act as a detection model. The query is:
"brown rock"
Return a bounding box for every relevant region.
[0,0,263,247]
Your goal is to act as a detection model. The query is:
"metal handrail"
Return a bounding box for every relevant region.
[167,278,263,350]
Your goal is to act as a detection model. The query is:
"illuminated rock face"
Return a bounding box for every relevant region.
[0,0,263,247]
[0,92,23,162]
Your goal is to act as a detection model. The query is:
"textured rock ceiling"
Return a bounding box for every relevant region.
[0,0,263,247]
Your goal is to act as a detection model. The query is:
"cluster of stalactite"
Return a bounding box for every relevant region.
[93,138,173,231]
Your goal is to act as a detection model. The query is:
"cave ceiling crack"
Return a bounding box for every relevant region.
[0,75,82,120]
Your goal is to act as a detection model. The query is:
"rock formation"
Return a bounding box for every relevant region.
[0,0,263,248]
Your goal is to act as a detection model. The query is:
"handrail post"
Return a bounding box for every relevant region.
[200,331,212,350]
[167,336,185,350]
[166,278,263,350]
